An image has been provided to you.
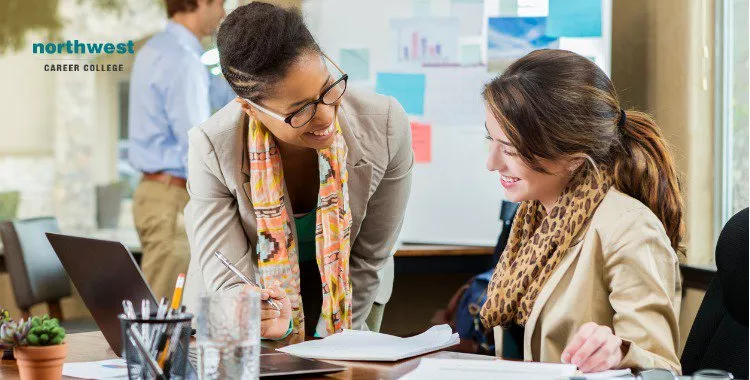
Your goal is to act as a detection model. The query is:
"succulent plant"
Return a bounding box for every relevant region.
[26,315,66,346]
[0,307,10,324]
[0,318,31,348]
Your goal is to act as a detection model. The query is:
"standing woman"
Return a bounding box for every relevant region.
[183,3,412,339]
[480,49,684,373]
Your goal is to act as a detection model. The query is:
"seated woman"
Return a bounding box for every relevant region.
[480,49,683,373]
[182,3,412,340]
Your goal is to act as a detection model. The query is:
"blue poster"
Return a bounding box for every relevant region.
[487,17,559,59]
[375,73,426,116]
[546,0,602,37]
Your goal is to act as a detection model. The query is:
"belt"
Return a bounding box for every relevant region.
[141,172,187,188]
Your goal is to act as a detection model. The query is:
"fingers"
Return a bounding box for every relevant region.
[561,322,598,363]
[240,284,260,295]
[264,286,287,300]
[570,325,610,367]
[260,307,281,320]
[563,323,623,373]
[578,335,622,373]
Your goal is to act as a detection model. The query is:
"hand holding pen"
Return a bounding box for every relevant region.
[213,250,282,311]
[214,251,293,339]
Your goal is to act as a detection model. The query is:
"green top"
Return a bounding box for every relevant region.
[294,212,317,263]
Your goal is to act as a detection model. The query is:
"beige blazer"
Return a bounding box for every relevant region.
[494,188,683,373]
[182,88,413,331]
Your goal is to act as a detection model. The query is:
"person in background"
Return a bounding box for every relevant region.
[182,3,412,340]
[128,0,234,300]
[480,49,684,373]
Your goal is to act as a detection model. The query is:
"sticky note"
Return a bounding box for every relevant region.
[498,0,518,16]
[460,43,482,65]
[546,0,602,37]
[340,48,370,81]
[376,73,426,116]
[410,121,431,163]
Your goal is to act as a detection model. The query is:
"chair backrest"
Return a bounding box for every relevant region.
[492,200,520,266]
[96,182,124,229]
[0,191,21,221]
[681,208,748,377]
[0,217,71,310]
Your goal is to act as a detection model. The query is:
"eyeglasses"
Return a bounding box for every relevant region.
[244,53,348,129]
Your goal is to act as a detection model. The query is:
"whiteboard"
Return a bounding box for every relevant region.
[303,0,612,246]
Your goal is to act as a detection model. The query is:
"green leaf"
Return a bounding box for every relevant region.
[27,334,39,345]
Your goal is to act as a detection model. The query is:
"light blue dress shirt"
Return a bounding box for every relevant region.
[128,21,235,179]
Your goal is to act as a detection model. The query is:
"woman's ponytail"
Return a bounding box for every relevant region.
[612,110,685,255]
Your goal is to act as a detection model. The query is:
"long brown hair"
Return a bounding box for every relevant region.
[483,49,685,253]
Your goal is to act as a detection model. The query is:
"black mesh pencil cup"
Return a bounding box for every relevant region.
[119,313,193,380]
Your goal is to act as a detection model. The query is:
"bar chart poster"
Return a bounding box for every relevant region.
[391,18,460,65]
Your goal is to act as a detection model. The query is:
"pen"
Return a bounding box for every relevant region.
[149,298,168,356]
[128,324,165,380]
[122,300,137,319]
[157,273,187,367]
[141,299,150,340]
[214,250,282,311]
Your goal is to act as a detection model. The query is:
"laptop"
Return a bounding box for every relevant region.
[46,233,346,378]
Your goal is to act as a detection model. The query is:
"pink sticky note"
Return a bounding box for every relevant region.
[410,122,431,163]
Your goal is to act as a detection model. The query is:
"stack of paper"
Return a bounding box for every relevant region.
[277,324,459,361]
[401,358,577,380]
[401,358,632,380]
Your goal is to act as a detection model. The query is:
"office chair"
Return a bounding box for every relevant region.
[0,217,70,320]
[681,208,748,377]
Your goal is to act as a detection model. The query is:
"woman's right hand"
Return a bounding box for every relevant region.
[243,283,293,339]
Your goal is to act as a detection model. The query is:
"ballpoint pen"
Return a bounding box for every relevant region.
[141,299,150,340]
[214,250,282,311]
[128,324,165,380]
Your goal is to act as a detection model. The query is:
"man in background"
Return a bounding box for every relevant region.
[128,0,232,300]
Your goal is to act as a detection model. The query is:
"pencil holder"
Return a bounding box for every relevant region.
[119,313,193,380]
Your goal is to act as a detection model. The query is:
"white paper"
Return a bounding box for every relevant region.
[277,324,459,361]
[401,358,633,380]
[62,359,128,379]
[401,358,577,380]
[572,368,632,379]
[423,66,495,125]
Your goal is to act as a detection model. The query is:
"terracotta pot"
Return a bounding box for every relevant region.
[13,343,67,380]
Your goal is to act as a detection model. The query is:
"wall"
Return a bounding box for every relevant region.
[0,43,56,156]
[612,0,716,265]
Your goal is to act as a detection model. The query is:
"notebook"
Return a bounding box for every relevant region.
[401,358,577,380]
[276,324,460,361]
[401,358,633,380]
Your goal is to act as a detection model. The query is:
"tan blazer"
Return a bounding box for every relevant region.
[182,88,413,331]
[494,188,682,373]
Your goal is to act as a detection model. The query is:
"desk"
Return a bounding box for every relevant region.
[0,331,476,379]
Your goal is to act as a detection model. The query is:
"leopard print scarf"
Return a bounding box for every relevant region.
[480,167,613,328]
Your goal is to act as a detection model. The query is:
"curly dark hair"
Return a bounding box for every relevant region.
[216,2,321,102]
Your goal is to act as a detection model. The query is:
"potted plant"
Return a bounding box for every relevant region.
[0,307,14,360]
[0,314,67,380]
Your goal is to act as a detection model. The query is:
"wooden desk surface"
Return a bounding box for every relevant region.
[0,331,482,379]
[394,244,494,257]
